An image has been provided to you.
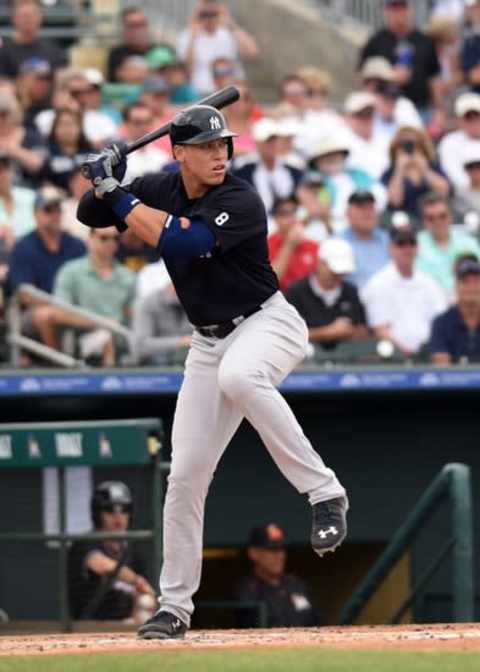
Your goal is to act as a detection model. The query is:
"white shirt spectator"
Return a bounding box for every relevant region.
[177,27,240,94]
[136,260,171,300]
[122,146,170,183]
[36,109,118,147]
[361,262,448,353]
[438,130,480,191]
[345,127,390,181]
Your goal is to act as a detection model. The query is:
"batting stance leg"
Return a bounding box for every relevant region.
[159,292,345,626]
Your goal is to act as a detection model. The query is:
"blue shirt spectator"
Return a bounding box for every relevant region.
[338,190,390,288]
[429,257,480,364]
[8,186,86,296]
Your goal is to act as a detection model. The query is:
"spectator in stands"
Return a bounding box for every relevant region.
[0,0,67,79]
[232,119,303,213]
[60,167,91,242]
[358,0,444,127]
[120,102,169,183]
[8,186,85,336]
[296,170,332,242]
[146,49,198,104]
[138,76,175,156]
[339,190,390,288]
[222,79,259,155]
[429,255,480,363]
[117,229,160,274]
[36,70,118,149]
[276,74,310,115]
[286,238,367,351]
[42,108,93,192]
[361,225,447,356]
[212,56,237,89]
[33,227,136,366]
[360,57,423,129]
[382,126,450,221]
[0,152,35,240]
[115,55,150,85]
[133,283,192,366]
[431,0,466,22]
[267,196,318,292]
[344,91,390,181]
[107,6,174,82]
[417,193,480,298]
[69,481,155,621]
[16,57,53,131]
[426,16,461,104]
[438,92,480,192]
[177,0,259,95]
[454,146,480,216]
[306,135,386,231]
[460,0,480,94]
[235,523,319,628]
[0,91,44,186]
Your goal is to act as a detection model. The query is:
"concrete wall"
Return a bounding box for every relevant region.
[232,0,367,104]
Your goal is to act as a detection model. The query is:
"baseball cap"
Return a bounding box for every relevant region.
[344,91,376,115]
[34,186,63,210]
[390,224,417,245]
[145,46,176,70]
[248,523,286,549]
[84,68,104,87]
[320,238,355,274]
[252,118,279,142]
[455,92,480,117]
[348,189,375,205]
[456,257,480,279]
[142,75,171,94]
[19,57,52,77]
[308,135,351,162]
[360,57,395,82]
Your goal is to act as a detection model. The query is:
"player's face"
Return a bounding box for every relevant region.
[177,138,229,187]
[250,547,286,579]
[100,508,130,531]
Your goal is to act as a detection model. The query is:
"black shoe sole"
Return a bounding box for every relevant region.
[137,628,186,641]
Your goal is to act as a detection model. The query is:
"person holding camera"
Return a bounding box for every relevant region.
[177,0,259,95]
[382,126,450,221]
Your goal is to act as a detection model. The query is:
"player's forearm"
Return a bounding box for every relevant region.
[125,203,170,247]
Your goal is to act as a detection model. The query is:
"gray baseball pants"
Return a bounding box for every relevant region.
[158,291,346,625]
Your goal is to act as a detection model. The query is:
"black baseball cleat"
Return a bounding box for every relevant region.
[311,496,348,558]
[137,610,188,640]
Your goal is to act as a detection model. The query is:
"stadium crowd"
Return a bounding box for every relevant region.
[2,0,480,367]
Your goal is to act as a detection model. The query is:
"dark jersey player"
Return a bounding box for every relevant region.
[77,103,348,640]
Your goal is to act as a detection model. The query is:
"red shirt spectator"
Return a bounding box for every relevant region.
[268,197,318,291]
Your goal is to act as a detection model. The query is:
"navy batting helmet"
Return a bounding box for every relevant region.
[170,105,236,159]
[91,481,133,528]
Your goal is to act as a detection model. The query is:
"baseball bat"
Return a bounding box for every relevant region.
[127,84,240,154]
[81,85,239,179]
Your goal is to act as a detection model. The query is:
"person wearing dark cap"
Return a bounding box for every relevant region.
[429,255,480,364]
[235,523,320,628]
[0,0,67,79]
[68,480,155,621]
[339,190,390,287]
[8,185,86,301]
[358,0,444,125]
[362,224,447,356]
[16,57,54,131]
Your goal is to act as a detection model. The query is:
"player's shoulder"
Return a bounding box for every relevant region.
[206,172,265,210]
[129,169,180,197]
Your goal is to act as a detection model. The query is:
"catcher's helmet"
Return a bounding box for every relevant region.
[91,481,133,528]
[170,105,236,159]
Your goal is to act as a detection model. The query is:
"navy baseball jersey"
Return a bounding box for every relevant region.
[78,172,279,325]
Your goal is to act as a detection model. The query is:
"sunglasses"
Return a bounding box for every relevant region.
[354,108,374,119]
[424,212,449,222]
[43,203,61,213]
[463,111,480,121]
[275,207,297,216]
[101,505,130,514]
[395,239,417,247]
[97,233,120,242]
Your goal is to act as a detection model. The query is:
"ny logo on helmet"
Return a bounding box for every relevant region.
[209,115,222,130]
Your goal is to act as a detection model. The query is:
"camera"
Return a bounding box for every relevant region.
[400,140,415,155]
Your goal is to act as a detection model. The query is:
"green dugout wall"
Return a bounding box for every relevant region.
[0,386,479,624]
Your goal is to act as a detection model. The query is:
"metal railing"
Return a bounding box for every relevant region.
[311,0,434,31]
[8,284,134,368]
[341,463,474,625]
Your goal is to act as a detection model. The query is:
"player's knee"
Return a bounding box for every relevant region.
[218,365,260,403]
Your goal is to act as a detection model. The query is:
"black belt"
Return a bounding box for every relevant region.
[196,305,263,339]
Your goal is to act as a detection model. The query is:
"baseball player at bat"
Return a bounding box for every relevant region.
[77,103,348,640]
